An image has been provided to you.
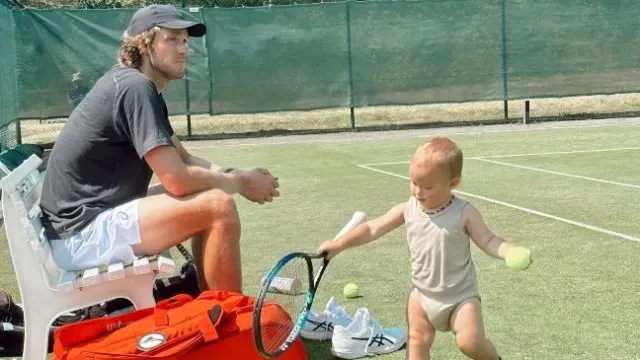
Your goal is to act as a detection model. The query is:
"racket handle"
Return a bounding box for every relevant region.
[333,211,367,241]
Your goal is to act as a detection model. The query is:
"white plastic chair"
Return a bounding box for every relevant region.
[0,155,176,360]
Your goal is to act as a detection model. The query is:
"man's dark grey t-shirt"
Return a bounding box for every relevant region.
[40,66,175,240]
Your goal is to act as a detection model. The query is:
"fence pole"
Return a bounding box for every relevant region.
[346,1,356,129]
[182,0,193,137]
[500,0,509,121]
[15,119,21,145]
[522,99,530,124]
[200,9,214,116]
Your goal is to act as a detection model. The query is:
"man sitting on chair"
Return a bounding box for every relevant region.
[39,4,280,293]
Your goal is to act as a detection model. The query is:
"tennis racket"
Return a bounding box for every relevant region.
[252,211,367,358]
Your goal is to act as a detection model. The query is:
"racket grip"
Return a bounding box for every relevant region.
[262,276,303,295]
[333,211,367,241]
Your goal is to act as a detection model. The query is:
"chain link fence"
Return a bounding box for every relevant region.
[3,0,640,148]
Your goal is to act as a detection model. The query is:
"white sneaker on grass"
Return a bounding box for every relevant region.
[331,308,406,359]
[300,297,353,341]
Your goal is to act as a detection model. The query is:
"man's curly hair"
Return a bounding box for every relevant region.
[117,27,160,69]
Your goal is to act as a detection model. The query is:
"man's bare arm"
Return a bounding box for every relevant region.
[171,134,222,171]
[144,145,242,197]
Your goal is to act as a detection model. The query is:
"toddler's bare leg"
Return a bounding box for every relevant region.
[406,289,436,360]
[449,297,500,360]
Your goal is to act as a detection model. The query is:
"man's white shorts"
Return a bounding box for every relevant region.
[50,199,142,270]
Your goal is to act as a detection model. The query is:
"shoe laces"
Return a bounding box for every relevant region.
[364,317,383,354]
[319,321,331,340]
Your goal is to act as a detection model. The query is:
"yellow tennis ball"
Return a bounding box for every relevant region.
[505,246,531,270]
[343,283,359,299]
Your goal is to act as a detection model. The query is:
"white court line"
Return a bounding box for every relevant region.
[360,146,640,166]
[416,122,636,137]
[467,147,640,160]
[474,158,640,190]
[361,160,410,166]
[357,164,640,244]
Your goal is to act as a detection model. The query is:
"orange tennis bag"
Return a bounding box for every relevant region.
[52,290,307,360]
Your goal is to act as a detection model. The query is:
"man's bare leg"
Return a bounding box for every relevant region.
[132,188,242,292]
[191,221,242,292]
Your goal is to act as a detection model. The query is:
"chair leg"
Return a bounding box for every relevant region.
[129,288,156,310]
[22,310,54,360]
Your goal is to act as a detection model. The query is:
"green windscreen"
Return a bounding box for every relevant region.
[203,3,350,114]
[12,8,207,119]
[350,0,504,106]
[506,0,640,99]
[0,4,18,150]
[1,0,639,146]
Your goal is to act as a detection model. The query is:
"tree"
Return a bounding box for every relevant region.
[10,0,338,9]
[12,0,180,8]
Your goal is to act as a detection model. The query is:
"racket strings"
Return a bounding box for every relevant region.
[259,256,309,355]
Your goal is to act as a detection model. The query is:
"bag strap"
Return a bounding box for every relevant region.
[83,336,205,360]
[84,304,228,360]
[175,244,194,263]
[154,294,193,327]
[153,294,230,340]
[200,303,223,342]
[196,291,253,312]
[54,308,155,360]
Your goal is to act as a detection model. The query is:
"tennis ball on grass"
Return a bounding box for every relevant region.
[505,246,531,270]
[343,283,360,299]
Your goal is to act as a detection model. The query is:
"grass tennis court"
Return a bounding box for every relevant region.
[3,120,640,359]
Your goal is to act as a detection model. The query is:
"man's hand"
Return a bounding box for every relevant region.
[238,168,280,204]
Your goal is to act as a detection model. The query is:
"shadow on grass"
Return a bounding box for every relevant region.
[302,338,335,359]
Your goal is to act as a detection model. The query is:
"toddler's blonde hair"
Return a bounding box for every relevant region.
[413,136,463,179]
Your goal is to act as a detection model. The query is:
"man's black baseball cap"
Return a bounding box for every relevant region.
[126,4,206,37]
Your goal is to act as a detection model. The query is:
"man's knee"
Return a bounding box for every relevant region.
[203,189,240,224]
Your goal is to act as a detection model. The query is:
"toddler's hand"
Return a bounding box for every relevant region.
[317,240,342,260]
[505,246,532,270]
